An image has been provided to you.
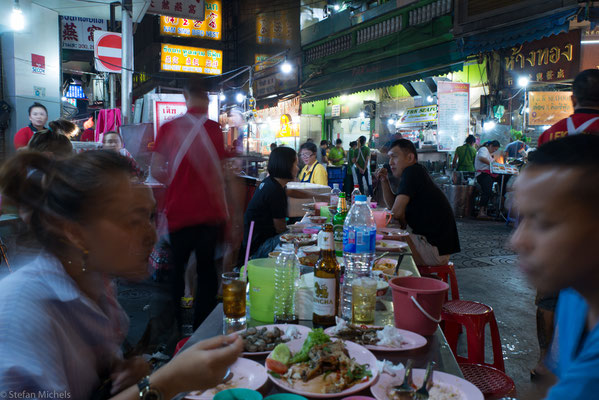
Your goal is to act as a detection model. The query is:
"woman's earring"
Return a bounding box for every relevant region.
[82,249,89,272]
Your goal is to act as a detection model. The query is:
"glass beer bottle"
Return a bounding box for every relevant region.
[333,193,348,257]
[313,224,341,327]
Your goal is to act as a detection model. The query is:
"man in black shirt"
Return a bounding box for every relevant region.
[377,139,460,265]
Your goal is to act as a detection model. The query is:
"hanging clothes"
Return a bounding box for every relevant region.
[95,109,122,142]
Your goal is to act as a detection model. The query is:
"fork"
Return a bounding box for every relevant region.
[413,361,435,400]
[392,359,414,399]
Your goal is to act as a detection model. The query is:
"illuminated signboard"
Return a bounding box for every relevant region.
[66,84,86,99]
[160,44,222,75]
[160,1,221,40]
[256,11,293,45]
[255,54,284,72]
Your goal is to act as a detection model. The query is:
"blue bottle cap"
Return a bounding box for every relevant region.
[355,195,367,202]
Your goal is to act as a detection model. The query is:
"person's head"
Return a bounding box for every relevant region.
[572,69,599,109]
[335,138,342,147]
[102,131,123,152]
[270,142,277,151]
[299,142,318,166]
[465,135,476,146]
[27,129,73,158]
[268,146,298,180]
[388,139,418,178]
[28,102,48,129]
[183,78,210,109]
[0,150,156,279]
[49,119,79,138]
[350,141,357,149]
[484,140,500,153]
[358,136,367,147]
[320,140,328,148]
[306,138,314,143]
[510,135,599,296]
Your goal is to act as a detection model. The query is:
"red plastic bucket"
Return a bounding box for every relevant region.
[389,276,449,336]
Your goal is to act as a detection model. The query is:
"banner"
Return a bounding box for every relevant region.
[148,0,205,21]
[437,81,470,151]
[61,16,107,51]
[399,106,438,125]
[159,0,221,40]
[528,91,574,126]
[160,44,222,75]
[154,101,187,138]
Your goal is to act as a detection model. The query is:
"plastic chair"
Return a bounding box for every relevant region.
[460,363,516,400]
[173,337,190,356]
[441,300,505,372]
[417,262,460,302]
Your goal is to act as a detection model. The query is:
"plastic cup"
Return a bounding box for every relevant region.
[222,272,247,332]
[352,276,377,325]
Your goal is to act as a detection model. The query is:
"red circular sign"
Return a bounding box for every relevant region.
[96,34,122,72]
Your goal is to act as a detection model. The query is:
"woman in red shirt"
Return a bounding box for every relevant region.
[14,102,49,149]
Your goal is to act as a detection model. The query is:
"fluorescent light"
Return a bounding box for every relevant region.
[10,7,24,31]
[280,61,292,74]
[359,112,365,119]
[517,76,530,88]
[236,93,245,103]
[219,93,226,101]
[484,121,496,132]
[582,40,599,44]
[426,95,434,103]
[334,4,340,10]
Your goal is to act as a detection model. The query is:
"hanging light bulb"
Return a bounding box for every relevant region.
[219,91,226,101]
[10,1,25,31]
[236,93,245,103]
[280,60,292,74]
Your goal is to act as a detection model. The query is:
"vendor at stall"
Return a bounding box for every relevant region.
[14,102,49,149]
[452,135,477,172]
[475,140,501,219]
[298,142,328,186]
[328,139,346,166]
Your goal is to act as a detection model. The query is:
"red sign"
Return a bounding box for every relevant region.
[31,54,45,74]
[94,31,122,73]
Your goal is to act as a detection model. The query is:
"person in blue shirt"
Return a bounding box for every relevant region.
[510,134,599,399]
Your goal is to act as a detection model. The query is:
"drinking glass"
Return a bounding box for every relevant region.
[352,276,377,325]
[222,272,247,333]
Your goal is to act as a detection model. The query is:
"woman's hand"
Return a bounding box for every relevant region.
[110,356,151,395]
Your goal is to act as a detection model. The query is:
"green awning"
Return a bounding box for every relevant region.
[300,41,464,102]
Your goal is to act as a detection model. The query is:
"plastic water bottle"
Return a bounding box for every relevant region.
[330,183,341,207]
[273,244,300,324]
[351,185,361,205]
[340,195,377,321]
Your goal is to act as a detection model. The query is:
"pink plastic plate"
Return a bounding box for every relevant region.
[323,326,427,352]
[266,339,378,398]
[375,240,409,252]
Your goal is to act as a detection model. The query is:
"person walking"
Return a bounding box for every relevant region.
[452,135,477,172]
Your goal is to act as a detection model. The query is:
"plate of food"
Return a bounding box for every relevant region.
[281,233,318,246]
[240,324,312,355]
[375,240,409,252]
[324,322,427,352]
[184,358,268,399]
[377,228,409,240]
[265,329,378,398]
[372,257,413,282]
[371,368,483,400]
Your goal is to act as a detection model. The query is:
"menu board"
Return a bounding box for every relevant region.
[437,81,470,152]
[528,91,574,126]
[160,44,222,75]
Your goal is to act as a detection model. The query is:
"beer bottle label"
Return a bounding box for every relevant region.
[317,231,334,250]
[313,277,336,316]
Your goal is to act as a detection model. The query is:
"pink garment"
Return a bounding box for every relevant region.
[95,109,122,142]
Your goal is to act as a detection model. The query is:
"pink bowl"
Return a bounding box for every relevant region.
[376,234,383,241]
[303,228,319,235]
[341,397,376,400]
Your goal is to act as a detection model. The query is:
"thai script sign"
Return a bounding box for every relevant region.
[160,44,222,75]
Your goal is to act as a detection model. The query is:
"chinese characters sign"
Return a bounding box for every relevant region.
[159,1,221,40]
[148,0,205,21]
[256,11,293,45]
[501,30,581,86]
[160,44,222,75]
[528,91,574,126]
[60,16,107,51]
[437,82,470,151]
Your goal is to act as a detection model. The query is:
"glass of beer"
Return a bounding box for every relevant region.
[352,276,377,325]
[222,272,247,332]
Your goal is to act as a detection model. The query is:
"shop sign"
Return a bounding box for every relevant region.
[528,91,574,126]
[331,105,341,117]
[255,54,285,72]
[278,114,297,138]
[437,82,470,151]
[501,30,581,87]
[399,106,437,125]
[256,11,293,45]
[61,16,106,51]
[154,101,187,138]
[31,54,45,75]
[160,44,222,75]
[159,1,221,40]
[148,0,205,21]
[255,76,276,97]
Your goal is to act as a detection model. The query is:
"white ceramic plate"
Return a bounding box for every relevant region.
[371,369,484,400]
[375,240,409,252]
[324,325,427,352]
[266,339,378,398]
[241,324,312,356]
[184,358,268,399]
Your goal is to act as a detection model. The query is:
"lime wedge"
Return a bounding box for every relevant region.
[270,343,291,364]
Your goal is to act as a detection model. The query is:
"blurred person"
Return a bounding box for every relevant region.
[452,134,477,172]
[475,140,501,219]
[377,139,460,266]
[80,115,96,142]
[510,135,599,399]
[352,135,372,195]
[306,138,314,143]
[270,142,277,152]
[345,141,358,194]
[14,102,49,149]
[0,150,243,399]
[538,69,599,146]
[27,129,73,158]
[505,137,529,159]
[318,140,329,164]
[103,131,144,179]
[151,78,242,330]
[49,119,79,139]
[298,141,328,186]
[328,138,345,167]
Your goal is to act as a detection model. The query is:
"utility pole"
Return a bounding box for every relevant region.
[121,0,133,123]
[109,2,118,110]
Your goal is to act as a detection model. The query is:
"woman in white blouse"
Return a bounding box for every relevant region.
[474,140,500,218]
[0,150,242,399]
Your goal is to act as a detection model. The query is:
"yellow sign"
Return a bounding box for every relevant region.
[277,114,298,138]
[160,1,221,40]
[160,44,222,75]
[256,11,293,45]
[528,91,574,126]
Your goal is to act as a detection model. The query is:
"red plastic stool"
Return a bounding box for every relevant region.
[173,337,190,356]
[441,300,505,372]
[417,262,460,302]
[460,363,516,399]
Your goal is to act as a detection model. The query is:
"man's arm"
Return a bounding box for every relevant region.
[376,168,396,209]
[391,194,410,229]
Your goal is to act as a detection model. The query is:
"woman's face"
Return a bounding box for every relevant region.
[103,133,123,152]
[79,177,156,280]
[300,149,316,166]
[29,107,48,129]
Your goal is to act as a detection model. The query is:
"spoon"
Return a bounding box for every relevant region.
[392,359,414,398]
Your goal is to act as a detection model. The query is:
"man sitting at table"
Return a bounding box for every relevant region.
[510,135,599,399]
[377,139,460,266]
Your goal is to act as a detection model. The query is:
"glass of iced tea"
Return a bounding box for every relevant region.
[352,276,377,325]
[222,272,247,332]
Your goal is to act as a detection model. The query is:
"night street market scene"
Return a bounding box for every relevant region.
[2,0,599,399]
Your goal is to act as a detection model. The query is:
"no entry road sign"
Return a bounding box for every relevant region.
[94,31,122,73]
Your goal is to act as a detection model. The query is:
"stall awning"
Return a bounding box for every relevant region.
[300,41,464,103]
[459,8,578,57]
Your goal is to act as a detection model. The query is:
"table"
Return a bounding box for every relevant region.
[180,251,462,398]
